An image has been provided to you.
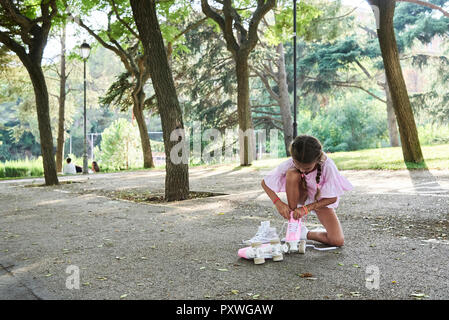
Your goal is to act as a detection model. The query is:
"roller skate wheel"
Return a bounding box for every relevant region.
[254,257,265,265]
[288,242,298,253]
[298,240,306,254]
[272,254,283,262]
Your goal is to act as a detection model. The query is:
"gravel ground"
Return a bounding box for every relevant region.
[1,166,448,300]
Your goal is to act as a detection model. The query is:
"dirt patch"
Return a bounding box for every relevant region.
[100,190,228,204]
[23,180,84,188]
[349,214,449,240]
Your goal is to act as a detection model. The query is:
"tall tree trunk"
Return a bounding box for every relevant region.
[369,0,423,163]
[277,43,293,156]
[56,25,67,172]
[236,53,254,166]
[201,0,275,166]
[384,79,400,147]
[132,89,154,168]
[0,0,58,185]
[130,0,188,201]
[27,62,59,185]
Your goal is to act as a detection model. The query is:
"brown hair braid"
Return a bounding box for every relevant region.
[289,135,324,201]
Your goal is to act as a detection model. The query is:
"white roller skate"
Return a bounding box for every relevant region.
[242,221,279,245]
[238,238,287,264]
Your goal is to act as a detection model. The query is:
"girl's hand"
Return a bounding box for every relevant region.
[275,201,291,220]
[293,206,307,220]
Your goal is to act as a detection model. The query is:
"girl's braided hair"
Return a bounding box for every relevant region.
[289,135,325,201]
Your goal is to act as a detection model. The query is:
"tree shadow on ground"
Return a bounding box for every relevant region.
[405,161,447,195]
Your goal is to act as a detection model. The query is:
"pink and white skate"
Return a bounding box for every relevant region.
[238,239,287,264]
[285,211,306,254]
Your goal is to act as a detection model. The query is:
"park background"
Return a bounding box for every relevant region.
[1,0,449,301]
[1,0,448,179]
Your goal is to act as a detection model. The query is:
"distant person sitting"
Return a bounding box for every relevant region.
[92,161,100,173]
[63,158,77,175]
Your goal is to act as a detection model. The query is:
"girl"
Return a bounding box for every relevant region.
[92,161,100,173]
[261,135,353,247]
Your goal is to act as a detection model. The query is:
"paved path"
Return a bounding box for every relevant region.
[1,166,448,300]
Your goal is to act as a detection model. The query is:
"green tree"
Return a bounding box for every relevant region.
[130,0,189,201]
[201,0,277,166]
[0,0,61,185]
[70,0,201,170]
[52,24,70,172]
[359,0,449,146]
[366,0,423,164]
[365,0,449,164]
[68,0,156,168]
[250,0,321,155]
[97,118,141,169]
[176,12,237,129]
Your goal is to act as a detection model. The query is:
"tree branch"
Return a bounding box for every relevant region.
[316,6,358,22]
[253,115,283,123]
[253,116,283,130]
[332,81,386,103]
[174,17,208,42]
[397,0,449,18]
[252,67,280,103]
[354,59,373,79]
[253,110,281,116]
[201,0,239,53]
[106,10,138,73]
[0,0,33,29]
[110,0,140,40]
[75,14,135,75]
[358,24,377,38]
[0,30,30,66]
[251,103,278,109]
[246,0,276,52]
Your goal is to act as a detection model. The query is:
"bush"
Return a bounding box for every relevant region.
[418,123,449,145]
[96,118,143,170]
[0,158,44,178]
[4,166,28,177]
[296,92,389,152]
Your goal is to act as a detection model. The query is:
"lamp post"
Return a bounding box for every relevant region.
[80,41,91,174]
[293,0,298,139]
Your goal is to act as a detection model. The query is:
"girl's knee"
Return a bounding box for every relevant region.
[329,236,344,247]
[286,168,300,183]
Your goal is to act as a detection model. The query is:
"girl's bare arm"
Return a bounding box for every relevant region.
[261,179,279,203]
[261,179,291,219]
[294,197,338,219]
[306,197,338,211]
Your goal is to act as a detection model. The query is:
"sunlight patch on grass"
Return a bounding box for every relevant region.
[251,144,449,171]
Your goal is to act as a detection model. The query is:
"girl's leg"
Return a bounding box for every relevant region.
[307,207,344,247]
[286,168,343,246]
[285,168,307,211]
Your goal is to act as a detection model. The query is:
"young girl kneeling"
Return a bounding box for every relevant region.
[261,135,353,247]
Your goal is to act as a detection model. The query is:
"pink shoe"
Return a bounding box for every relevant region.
[285,211,306,254]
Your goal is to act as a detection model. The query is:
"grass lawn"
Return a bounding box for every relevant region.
[1,144,448,180]
[330,144,449,170]
[242,144,449,171]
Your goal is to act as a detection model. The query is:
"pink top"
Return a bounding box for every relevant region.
[263,155,353,208]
